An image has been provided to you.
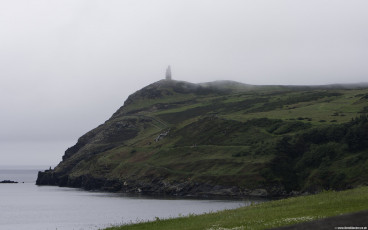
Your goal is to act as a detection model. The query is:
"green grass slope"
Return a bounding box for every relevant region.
[37,80,368,196]
[105,186,368,230]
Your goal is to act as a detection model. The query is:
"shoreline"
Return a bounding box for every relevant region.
[36,170,307,199]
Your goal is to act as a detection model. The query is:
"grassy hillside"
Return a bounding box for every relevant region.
[106,186,368,230]
[37,80,368,196]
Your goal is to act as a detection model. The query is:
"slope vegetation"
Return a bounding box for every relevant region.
[37,80,368,197]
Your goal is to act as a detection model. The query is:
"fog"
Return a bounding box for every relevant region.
[1,0,367,166]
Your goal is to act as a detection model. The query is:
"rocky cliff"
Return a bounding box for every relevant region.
[37,80,368,198]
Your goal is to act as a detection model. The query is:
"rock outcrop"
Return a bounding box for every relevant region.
[37,170,288,197]
[0,180,18,183]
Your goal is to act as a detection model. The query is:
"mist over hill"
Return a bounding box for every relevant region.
[37,79,368,197]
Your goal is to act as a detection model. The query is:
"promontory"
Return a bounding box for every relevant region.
[37,79,368,198]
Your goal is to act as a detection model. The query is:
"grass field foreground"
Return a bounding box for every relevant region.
[105,186,368,230]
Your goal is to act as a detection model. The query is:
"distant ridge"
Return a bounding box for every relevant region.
[199,80,256,92]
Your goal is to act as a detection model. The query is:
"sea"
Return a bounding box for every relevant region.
[0,168,265,230]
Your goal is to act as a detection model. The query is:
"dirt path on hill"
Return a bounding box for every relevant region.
[271,210,368,230]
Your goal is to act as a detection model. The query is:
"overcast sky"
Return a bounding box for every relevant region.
[1,0,368,166]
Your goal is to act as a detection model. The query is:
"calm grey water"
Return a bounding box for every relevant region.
[0,169,264,230]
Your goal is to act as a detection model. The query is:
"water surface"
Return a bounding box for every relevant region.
[0,169,265,230]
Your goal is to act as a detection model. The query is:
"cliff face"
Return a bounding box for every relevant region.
[37,80,368,197]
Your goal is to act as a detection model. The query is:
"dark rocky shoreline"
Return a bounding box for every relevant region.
[0,180,18,184]
[36,170,297,198]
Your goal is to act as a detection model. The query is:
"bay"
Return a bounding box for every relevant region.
[0,169,265,230]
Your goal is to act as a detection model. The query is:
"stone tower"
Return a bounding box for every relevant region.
[165,65,172,80]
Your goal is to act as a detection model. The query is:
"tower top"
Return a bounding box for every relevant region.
[165,65,172,80]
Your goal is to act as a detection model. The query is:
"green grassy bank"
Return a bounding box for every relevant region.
[106,186,368,230]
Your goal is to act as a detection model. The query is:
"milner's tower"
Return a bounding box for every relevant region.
[165,65,172,80]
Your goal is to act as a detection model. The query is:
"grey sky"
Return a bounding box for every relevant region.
[1,0,367,166]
